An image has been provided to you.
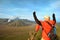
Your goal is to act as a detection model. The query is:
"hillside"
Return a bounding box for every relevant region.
[0,18,60,40]
[0,18,8,24]
[0,22,60,40]
[8,19,35,26]
[0,18,35,26]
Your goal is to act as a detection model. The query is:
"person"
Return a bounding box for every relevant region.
[33,11,56,40]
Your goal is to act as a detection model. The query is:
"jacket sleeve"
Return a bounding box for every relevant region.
[52,13,56,23]
[33,11,42,26]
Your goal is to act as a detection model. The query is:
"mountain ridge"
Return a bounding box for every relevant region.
[0,18,35,26]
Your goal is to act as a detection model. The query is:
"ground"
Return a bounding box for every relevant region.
[0,24,60,40]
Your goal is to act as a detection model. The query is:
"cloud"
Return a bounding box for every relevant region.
[0,7,34,20]
[0,13,3,15]
[50,1,60,9]
[44,0,60,12]
[56,16,60,18]
[0,0,60,21]
[0,13,11,18]
[4,8,32,14]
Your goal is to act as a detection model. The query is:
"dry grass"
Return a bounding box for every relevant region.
[0,24,60,40]
[0,24,35,40]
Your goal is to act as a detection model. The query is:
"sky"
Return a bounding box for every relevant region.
[0,0,60,22]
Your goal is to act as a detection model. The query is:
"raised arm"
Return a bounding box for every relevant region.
[52,13,56,22]
[33,11,42,26]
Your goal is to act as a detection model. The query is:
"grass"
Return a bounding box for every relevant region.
[0,24,60,40]
[0,24,35,40]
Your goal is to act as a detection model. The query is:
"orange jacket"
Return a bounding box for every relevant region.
[35,20,56,40]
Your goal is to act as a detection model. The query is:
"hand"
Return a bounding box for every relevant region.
[33,11,36,15]
[52,13,56,22]
[52,13,55,17]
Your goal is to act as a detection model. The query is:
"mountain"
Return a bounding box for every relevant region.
[0,18,35,26]
[0,18,8,24]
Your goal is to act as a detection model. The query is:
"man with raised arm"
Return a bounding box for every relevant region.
[33,11,56,40]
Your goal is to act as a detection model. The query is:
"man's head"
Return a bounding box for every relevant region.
[44,16,50,21]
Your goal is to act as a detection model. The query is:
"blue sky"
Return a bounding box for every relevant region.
[0,0,60,22]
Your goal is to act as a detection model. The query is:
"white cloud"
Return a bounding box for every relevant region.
[5,8,31,12]
[44,0,60,12]
[56,16,60,18]
[0,13,11,18]
[0,13,3,15]
[50,1,60,9]
[0,13,9,16]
